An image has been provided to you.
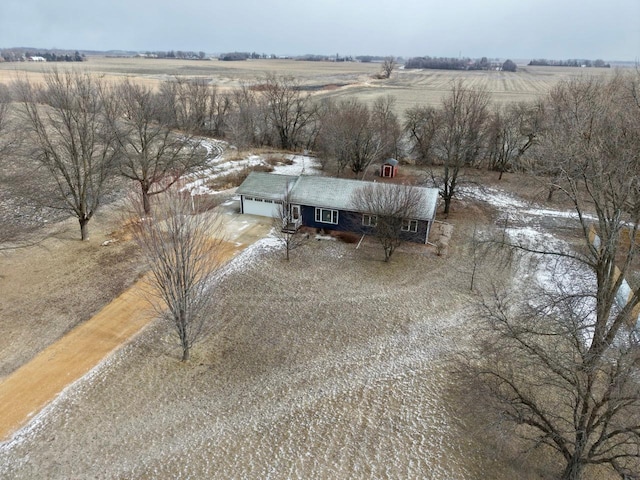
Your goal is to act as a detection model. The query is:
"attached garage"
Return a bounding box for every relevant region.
[236,172,298,218]
[240,196,281,218]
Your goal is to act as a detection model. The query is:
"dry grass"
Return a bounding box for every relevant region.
[0,170,621,479]
[0,204,145,381]
[205,164,274,191]
[0,216,531,479]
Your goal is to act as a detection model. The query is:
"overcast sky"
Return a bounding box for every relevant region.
[1,0,638,61]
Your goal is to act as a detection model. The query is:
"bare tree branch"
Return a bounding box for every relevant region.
[467,72,640,480]
[110,79,208,215]
[13,69,121,240]
[350,182,425,262]
[130,188,226,361]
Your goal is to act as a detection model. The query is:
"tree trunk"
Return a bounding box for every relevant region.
[79,217,90,241]
[142,184,152,215]
[443,196,452,216]
[179,310,190,362]
[561,431,587,480]
[384,245,393,262]
[560,454,585,480]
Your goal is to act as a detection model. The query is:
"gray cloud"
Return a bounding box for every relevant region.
[1,0,638,60]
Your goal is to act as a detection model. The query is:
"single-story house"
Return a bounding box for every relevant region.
[236,172,439,244]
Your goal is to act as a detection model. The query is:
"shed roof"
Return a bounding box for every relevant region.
[235,172,298,201]
[383,158,399,166]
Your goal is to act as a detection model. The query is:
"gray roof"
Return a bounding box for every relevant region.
[383,158,399,166]
[289,176,367,211]
[235,172,298,201]
[237,173,439,221]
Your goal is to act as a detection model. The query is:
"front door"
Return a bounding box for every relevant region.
[291,204,301,221]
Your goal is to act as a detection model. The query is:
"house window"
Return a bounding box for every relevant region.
[402,219,418,232]
[245,196,253,201]
[315,208,338,225]
[362,214,377,226]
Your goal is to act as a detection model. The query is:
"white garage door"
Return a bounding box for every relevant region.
[242,197,281,218]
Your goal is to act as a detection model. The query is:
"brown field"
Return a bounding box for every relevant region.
[0,57,618,114]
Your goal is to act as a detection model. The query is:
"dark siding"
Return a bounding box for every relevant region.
[400,220,429,244]
[300,205,428,243]
[299,205,362,232]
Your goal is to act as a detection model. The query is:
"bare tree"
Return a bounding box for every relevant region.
[0,83,13,159]
[14,70,121,240]
[131,188,225,362]
[260,73,317,151]
[156,77,231,137]
[485,102,542,180]
[371,95,403,161]
[273,180,305,261]
[111,79,208,215]
[404,104,440,164]
[317,98,386,176]
[467,223,483,291]
[227,82,269,149]
[379,56,396,79]
[0,83,26,247]
[470,73,640,480]
[204,84,232,138]
[350,182,425,262]
[431,80,489,215]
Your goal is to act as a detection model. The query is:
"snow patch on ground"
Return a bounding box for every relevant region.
[272,155,322,176]
[466,186,602,343]
[460,185,598,222]
[460,186,529,210]
[213,231,282,283]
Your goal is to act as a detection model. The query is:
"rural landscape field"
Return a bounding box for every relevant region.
[0,56,637,480]
[0,57,615,111]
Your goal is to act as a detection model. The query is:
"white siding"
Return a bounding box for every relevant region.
[242,197,280,218]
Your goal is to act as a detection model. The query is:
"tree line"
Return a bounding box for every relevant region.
[139,50,208,60]
[1,69,636,240]
[1,49,85,62]
[529,58,611,67]
[404,56,514,71]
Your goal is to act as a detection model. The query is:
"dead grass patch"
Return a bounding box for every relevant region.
[206,164,274,190]
[331,230,361,244]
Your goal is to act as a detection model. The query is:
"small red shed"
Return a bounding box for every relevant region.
[381,158,399,178]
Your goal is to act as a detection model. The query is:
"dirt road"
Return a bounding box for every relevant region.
[0,213,269,442]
